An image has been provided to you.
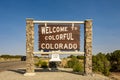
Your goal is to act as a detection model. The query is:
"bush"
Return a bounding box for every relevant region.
[73,62,83,72]
[77,56,84,60]
[67,56,83,72]
[67,60,74,68]
[0,55,21,58]
[35,60,48,68]
[106,50,120,72]
[35,60,42,67]
[92,53,110,76]
[67,56,79,68]
[41,61,48,68]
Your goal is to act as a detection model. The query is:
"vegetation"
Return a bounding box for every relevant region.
[41,61,48,68]
[68,55,84,60]
[1,50,120,76]
[67,56,83,72]
[92,53,110,76]
[0,54,21,58]
[73,62,83,72]
[92,50,120,76]
[106,50,120,72]
[35,60,42,67]
[67,50,120,76]
[35,60,48,68]
[77,55,84,60]
[67,56,79,68]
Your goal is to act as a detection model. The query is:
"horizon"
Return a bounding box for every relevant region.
[0,0,120,55]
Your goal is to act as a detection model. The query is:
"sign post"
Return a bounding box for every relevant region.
[84,20,92,75]
[24,19,92,76]
[24,18,35,76]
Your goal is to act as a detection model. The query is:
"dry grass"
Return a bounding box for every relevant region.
[109,72,120,80]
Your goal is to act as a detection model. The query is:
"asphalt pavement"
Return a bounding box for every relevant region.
[0,61,26,72]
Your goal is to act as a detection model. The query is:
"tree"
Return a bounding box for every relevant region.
[92,53,110,76]
[67,55,75,58]
[77,55,84,60]
[107,50,120,72]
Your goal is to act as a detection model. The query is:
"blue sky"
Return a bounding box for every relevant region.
[0,0,120,55]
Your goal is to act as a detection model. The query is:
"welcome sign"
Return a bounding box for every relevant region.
[38,24,80,50]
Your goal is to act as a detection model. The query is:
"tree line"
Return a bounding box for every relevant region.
[0,55,22,58]
[67,50,120,76]
[93,50,120,75]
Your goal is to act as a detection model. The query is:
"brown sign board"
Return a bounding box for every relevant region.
[38,24,80,50]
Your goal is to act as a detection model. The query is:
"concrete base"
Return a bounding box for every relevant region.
[24,73,36,76]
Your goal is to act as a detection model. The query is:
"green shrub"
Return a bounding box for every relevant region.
[35,60,48,68]
[106,50,120,72]
[0,55,21,58]
[35,60,42,67]
[67,56,83,72]
[67,60,74,68]
[92,53,110,76]
[73,62,83,72]
[103,66,110,76]
[67,56,79,68]
[77,56,84,60]
[41,61,48,68]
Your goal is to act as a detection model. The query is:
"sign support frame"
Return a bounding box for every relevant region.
[24,18,92,76]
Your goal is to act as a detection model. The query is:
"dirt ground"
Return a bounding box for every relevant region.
[0,60,119,80]
[109,72,120,80]
[0,68,111,80]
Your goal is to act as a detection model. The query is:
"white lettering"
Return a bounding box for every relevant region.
[40,43,78,50]
[46,27,52,34]
[45,36,48,40]
[41,26,68,34]
[56,35,59,40]
[41,27,46,34]
[52,27,56,33]
[64,43,68,49]
[73,44,77,49]
[69,43,73,49]
[46,43,49,49]
[44,33,74,41]
[56,27,60,32]
[55,43,59,49]
[59,34,64,40]
[59,43,63,49]
[48,36,52,40]
[41,43,45,49]
[65,27,68,31]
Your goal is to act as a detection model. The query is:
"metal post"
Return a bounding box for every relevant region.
[24,18,35,76]
[84,20,92,75]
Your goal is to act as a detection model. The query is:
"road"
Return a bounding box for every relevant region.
[0,61,26,72]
